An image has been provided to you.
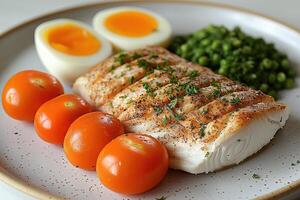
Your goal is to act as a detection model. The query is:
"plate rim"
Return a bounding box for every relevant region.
[0,0,299,199]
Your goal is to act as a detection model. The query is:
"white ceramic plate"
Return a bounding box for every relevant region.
[1,1,300,199]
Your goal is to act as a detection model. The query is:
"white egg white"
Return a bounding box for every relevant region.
[92,7,172,51]
[34,19,112,83]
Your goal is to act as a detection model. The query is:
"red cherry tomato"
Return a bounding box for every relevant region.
[64,112,124,170]
[2,70,63,121]
[96,133,169,195]
[34,94,91,144]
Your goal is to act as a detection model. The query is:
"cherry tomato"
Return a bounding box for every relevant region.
[96,133,169,195]
[34,94,91,144]
[2,70,63,121]
[64,112,124,171]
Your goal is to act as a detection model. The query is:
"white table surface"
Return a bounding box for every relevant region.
[0,0,299,199]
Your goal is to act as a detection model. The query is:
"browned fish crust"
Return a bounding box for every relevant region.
[73,46,287,146]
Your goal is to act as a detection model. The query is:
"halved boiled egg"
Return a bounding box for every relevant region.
[35,19,112,83]
[93,7,172,50]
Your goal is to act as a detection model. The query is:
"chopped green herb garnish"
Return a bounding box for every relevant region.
[252,173,260,179]
[153,106,163,115]
[137,59,155,75]
[175,113,184,121]
[291,160,300,166]
[212,89,221,97]
[143,82,152,95]
[230,97,241,105]
[129,76,135,84]
[162,115,168,126]
[131,53,142,60]
[211,81,221,88]
[156,82,162,87]
[170,75,178,84]
[185,84,199,95]
[109,102,113,108]
[165,103,184,121]
[191,124,196,129]
[109,65,116,72]
[119,95,128,99]
[137,59,150,70]
[205,152,210,157]
[168,98,178,109]
[221,98,229,103]
[188,70,199,79]
[115,53,128,65]
[126,98,133,103]
[200,109,208,115]
[119,71,126,77]
[199,123,207,138]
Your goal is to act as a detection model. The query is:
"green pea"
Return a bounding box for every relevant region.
[232,38,241,47]
[268,74,276,84]
[180,44,189,54]
[220,59,229,68]
[211,40,222,50]
[212,54,221,65]
[259,83,269,92]
[285,78,294,89]
[205,46,214,55]
[250,73,257,80]
[281,59,290,69]
[181,52,191,59]
[191,49,205,62]
[198,56,209,66]
[274,61,279,70]
[243,46,252,55]
[218,66,228,75]
[169,25,296,96]
[219,26,227,35]
[277,72,286,83]
[201,39,211,47]
[233,49,242,56]
[207,25,217,33]
[260,58,271,69]
[187,39,197,46]
[245,60,255,69]
[194,48,205,56]
[222,43,231,52]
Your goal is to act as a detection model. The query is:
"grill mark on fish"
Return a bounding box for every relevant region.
[90,53,183,106]
[179,90,274,142]
[101,62,212,115]
[124,89,274,145]
[118,72,228,121]
[74,46,287,149]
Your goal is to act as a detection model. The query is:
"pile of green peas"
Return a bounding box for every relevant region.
[168,25,296,99]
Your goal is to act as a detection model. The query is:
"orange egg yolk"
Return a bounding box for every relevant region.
[104,11,158,37]
[46,24,101,56]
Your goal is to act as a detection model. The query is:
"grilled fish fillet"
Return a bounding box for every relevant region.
[73,46,290,174]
